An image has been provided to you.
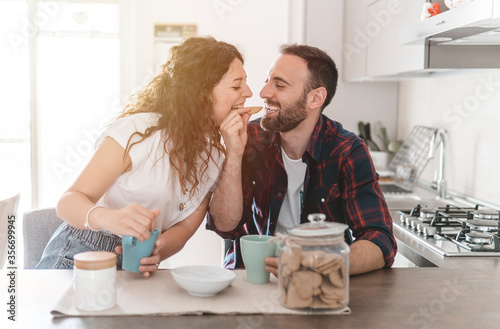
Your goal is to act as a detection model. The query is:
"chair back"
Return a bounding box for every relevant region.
[23,208,63,269]
[0,193,20,269]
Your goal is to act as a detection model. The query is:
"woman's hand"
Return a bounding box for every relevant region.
[94,204,160,242]
[114,243,161,278]
[220,108,251,160]
[138,240,164,277]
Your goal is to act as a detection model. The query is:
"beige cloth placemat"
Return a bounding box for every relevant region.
[51,270,350,317]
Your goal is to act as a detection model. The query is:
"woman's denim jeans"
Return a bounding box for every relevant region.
[35,222,122,269]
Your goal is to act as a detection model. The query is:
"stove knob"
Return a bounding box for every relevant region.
[417,223,429,234]
[424,226,436,236]
[411,220,419,231]
[405,217,412,226]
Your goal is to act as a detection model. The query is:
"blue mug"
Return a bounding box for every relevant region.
[122,228,160,273]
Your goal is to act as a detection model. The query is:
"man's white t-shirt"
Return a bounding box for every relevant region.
[275,148,307,234]
[95,112,223,232]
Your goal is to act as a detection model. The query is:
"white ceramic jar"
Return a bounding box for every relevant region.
[74,251,117,311]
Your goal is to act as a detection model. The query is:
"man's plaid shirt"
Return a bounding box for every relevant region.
[208,115,397,269]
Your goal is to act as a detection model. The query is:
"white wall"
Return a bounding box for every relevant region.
[398,71,500,207]
[305,0,399,146]
[132,0,290,107]
[131,0,400,146]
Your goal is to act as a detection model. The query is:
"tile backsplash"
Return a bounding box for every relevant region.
[397,71,500,207]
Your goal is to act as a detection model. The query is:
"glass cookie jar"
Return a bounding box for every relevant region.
[278,213,350,311]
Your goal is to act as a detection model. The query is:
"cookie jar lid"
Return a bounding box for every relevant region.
[287,213,348,238]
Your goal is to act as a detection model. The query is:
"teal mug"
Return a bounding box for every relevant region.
[240,235,279,284]
[122,228,159,273]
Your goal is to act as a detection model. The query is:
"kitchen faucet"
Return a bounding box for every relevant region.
[429,129,447,199]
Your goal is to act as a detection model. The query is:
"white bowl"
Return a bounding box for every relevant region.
[171,265,236,297]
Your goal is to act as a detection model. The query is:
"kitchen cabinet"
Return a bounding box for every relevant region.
[342,0,370,81]
[343,0,425,81]
[366,0,425,77]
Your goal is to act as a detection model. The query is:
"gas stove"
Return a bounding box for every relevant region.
[398,203,500,256]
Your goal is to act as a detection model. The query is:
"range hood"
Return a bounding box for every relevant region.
[400,0,500,45]
[396,0,500,74]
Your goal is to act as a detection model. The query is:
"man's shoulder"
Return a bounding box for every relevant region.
[319,115,363,150]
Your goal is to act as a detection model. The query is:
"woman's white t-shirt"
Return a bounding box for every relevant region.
[95,112,223,232]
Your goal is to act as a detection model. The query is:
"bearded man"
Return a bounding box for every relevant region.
[208,44,397,276]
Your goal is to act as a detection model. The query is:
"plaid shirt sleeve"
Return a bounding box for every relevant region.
[339,140,397,267]
[301,117,397,268]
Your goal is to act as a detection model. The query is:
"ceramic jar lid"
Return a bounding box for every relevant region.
[74,251,116,270]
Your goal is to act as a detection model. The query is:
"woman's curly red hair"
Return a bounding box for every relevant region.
[119,36,244,198]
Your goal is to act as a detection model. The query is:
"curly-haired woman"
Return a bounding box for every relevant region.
[36,36,254,276]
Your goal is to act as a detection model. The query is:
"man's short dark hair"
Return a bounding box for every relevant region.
[280,44,338,111]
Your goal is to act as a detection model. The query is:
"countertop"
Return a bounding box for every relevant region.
[10,268,500,328]
[384,184,500,269]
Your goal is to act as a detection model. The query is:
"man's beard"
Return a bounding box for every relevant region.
[260,92,307,133]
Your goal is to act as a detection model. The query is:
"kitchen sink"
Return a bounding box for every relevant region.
[383,193,422,210]
[383,193,465,211]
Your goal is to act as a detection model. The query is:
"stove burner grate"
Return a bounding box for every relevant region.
[465,231,493,245]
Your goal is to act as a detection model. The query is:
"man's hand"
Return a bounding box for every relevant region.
[263,240,386,278]
[264,256,279,277]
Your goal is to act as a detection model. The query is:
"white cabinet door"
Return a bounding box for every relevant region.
[342,0,370,81]
[343,0,426,80]
[365,0,425,77]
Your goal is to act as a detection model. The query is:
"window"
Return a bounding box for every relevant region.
[0,0,122,214]
[0,0,30,213]
[35,0,121,207]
